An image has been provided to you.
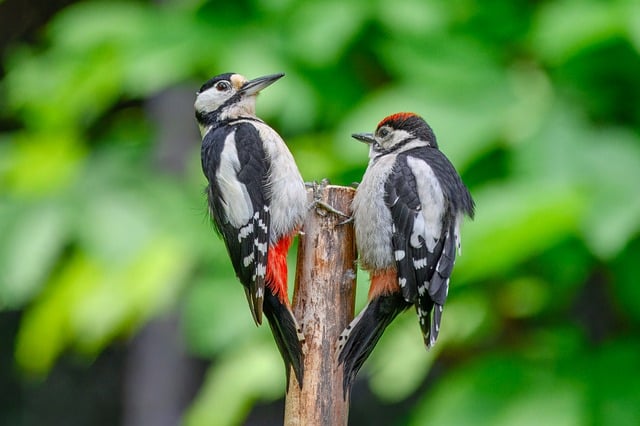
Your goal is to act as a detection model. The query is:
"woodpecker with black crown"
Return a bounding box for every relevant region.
[338,112,475,394]
[195,72,308,385]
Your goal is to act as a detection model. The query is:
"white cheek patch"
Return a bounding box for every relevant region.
[381,129,413,150]
[195,88,226,114]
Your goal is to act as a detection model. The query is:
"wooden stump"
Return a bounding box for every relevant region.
[284,185,357,426]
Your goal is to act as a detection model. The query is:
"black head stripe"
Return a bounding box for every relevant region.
[198,72,236,93]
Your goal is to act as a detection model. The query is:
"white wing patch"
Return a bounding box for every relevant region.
[406,156,445,252]
[217,131,253,227]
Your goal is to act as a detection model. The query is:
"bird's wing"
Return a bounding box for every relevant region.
[202,123,271,325]
[384,154,450,346]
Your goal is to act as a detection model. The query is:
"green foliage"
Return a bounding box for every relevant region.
[2,0,640,424]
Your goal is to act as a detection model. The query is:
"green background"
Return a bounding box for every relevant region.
[1,0,640,425]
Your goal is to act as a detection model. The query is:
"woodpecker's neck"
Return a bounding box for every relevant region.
[198,114,265,138]
[197,95,261,137]
[220,95,258,121]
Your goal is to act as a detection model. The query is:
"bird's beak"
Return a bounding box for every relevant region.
[240,73,285,96]
[352,132,376,144]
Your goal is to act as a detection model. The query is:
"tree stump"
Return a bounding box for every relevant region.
[284,185,357,426]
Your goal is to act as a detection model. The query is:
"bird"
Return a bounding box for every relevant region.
[195,72,308,385]
[337,112,475,393]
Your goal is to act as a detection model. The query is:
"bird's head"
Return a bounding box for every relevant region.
[352,112,438,158]
[195,72,284,131]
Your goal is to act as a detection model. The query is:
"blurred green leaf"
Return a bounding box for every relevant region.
[181,276,260,356]
[410,355,585,426]
[287,1,367,66]
[375,0,447,37]
[15,253,100,374]
[4,131,85,194]
[497,276,549,319]
[567,340,640,426]
[0,200,67,308]
[531,0,627,64]
[455,181,584,283]
[514,104,640,259]
[183,341,284,426]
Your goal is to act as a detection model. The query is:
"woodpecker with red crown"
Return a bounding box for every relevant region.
[195,72,307,384]
[338,112,475,393]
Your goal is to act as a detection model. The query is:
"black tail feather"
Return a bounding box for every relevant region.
[263,291,305,387]
[337,294,409,396]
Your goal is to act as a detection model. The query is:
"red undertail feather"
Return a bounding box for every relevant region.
[368,268,400,300]
[263,234,304,386]
[266,235,293,304]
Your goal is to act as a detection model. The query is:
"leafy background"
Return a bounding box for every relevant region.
[1,0,640,425]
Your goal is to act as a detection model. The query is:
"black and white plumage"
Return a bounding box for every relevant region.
[337,112,474,393]
[195,72,308,384]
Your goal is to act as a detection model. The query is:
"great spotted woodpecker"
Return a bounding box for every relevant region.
[195,72,308,384]
[338,112,475,392]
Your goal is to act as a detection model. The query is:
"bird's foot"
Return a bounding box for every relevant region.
[306,179,353,223]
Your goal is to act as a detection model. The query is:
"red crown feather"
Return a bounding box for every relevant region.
[376,112,419,130]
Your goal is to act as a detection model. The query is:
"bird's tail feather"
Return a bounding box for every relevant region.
[337,294,408,396]
[263,291,305,387]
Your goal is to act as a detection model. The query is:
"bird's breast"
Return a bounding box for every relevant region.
[353,155,397,270]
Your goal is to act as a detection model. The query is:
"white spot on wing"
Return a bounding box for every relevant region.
[418,282,427,296]
[238,223,253,242]
[413,257,427,269]
[395,250,406,261]
[455,212,463,255]
[255,263,266,277]
[255,240,268,254]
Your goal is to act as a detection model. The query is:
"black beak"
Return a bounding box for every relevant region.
[352,132,376,144]
[240,73,285,95]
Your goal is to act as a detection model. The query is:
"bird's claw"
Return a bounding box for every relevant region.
[306,180,353,223]
[314,200,351,221]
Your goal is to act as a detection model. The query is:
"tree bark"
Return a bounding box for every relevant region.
[284,185,357,426]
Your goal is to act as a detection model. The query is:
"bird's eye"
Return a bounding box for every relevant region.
[215,81,231,91]
[378,128,390,137]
